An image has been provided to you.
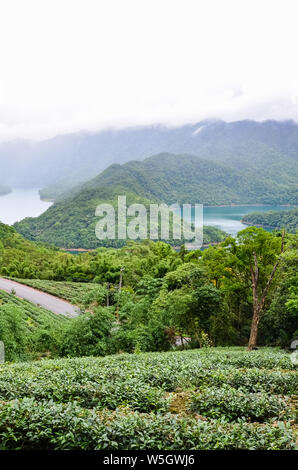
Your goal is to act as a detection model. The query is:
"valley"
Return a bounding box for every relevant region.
[0,120,297,452]
[12,151,297,249]
[1,1,298,454]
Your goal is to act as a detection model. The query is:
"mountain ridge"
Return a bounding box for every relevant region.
[13,152,296,249]
[1,119,298,194]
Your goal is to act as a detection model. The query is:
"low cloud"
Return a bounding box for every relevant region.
[0,0,298,141]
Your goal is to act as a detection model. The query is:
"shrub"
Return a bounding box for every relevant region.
[0,398,295,450]
[189,386,290,422]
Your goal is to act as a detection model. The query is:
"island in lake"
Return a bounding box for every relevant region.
[242,207,298,233]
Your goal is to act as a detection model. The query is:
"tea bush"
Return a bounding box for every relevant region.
[0,348,296,449]
[189,386,290,422]
[0,398,295,450]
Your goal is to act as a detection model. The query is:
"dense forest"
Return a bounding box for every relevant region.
[14,152,297,248]
[242,207,298,233]
[1,221,297,361]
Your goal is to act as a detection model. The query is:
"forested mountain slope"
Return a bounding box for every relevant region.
[13,152,295,249]
[13,154,244,248]
[1,120,298,197]
[242,208,298,233]
[0,222,70,279]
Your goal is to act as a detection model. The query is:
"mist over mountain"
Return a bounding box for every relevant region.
[1,119,298,194]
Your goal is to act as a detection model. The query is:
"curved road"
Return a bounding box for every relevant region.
[0,278,80,318]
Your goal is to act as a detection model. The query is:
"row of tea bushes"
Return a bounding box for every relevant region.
[0,365,296,414]
[8,278,100,307]
[0,361,170,412]
[189,386,291,422]
[0,398,295,450]
[0,290,68,328]
[1,351,296,400]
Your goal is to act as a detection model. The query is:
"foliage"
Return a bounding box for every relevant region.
[189,385,290,422]
[0,291,68,360]
[0,348,296,450]
[0,304,27,361]
[59,308,114,357]
[1,225,298,351]
[242,208,298,233]
[260,236,298,346]
[0,398,296,450]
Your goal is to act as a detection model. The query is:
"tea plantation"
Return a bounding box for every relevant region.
[6,278,99,307]
[0,347,297,450]
[0,290,69,327]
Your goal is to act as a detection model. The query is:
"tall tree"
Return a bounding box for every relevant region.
[222,228,285,350]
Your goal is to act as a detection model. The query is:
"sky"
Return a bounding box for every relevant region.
[0,0,298,141]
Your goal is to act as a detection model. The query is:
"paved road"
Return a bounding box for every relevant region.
[0,278,80,318]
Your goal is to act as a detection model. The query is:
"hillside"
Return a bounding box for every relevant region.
[0,290,68,360]
[0,222,71,279]
[14,152,288,248]
[77,152,297,205]
[14,152,297,248]
[1,120,298,197]
[242,207,298,233]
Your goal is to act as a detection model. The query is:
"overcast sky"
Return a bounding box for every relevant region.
[0,0,298,141]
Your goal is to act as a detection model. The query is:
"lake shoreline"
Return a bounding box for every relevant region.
[205,203,295,208]
[60,241,223,253]
[241,220,277,230]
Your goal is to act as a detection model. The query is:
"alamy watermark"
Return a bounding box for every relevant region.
[95,196,203,249]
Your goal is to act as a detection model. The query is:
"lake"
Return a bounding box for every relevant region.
[0,189,291,236]
[202,205,291,236]
[0,188,52,225]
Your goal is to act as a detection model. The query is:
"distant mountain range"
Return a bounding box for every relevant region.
[5,118,298,248]
[1,119,298,200]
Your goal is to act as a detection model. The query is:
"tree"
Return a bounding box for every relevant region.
[152,263,221,346]
[247,231,285,350]
[222,227,285,350]
[260,234,298,346]
[60,307,114,357]
[0,304,27,360]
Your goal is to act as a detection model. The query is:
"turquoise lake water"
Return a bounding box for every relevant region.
[202,205,291,236]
